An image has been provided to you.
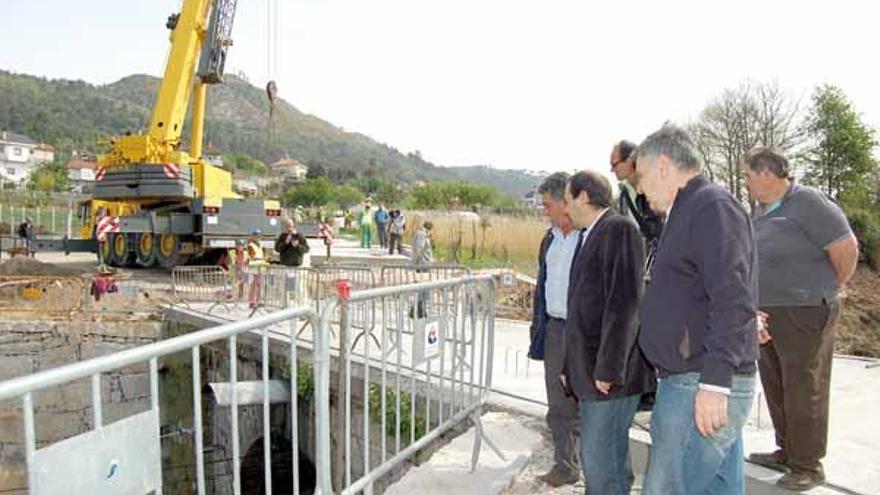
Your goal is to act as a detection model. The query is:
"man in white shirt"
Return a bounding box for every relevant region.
[528,172,583,487]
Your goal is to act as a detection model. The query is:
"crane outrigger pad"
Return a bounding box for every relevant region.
[93,164,195,200]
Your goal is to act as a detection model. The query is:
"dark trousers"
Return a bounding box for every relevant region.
[759,300,841,474]
[544,318,580,474]
[388,233,402,254]
[376,223,388,248]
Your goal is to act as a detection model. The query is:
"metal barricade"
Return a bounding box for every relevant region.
[171,266,234,308]
[0,305,331,495]
[379,263,471,287]
[379,264,472,356]
[250,265,318,313]
[314,265,378,346]
[0,273,499,495]
[334,275,499,494]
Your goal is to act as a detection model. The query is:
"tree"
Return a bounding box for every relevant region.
[28,162,68,192]
[282,177,334,207]
[690,80,800,203]
[305,160,328,179]
[334,185,365,208]
[798,84,878,205]
[223,154,267,175]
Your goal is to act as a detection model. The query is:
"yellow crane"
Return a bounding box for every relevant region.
[77,0,282,268]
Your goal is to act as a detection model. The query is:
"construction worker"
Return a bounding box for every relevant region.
[318,217,335,260]
[227,239,248,299]
[359,202,374,248]
[247,229,267,308]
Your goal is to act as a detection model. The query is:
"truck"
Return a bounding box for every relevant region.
[48,0,283,268]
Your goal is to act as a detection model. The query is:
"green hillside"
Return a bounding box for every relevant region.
[0,70,539,196]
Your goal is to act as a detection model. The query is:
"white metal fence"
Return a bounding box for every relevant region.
[0,274,496,495]
[334,275,498,494]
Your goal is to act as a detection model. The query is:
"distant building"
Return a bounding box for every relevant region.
[0,130,41,186]
[67,156,97,190]
[204,153,224,168]
[270,156,308,182]
[32,143,55,164]
[521,189,541,210]
[233,179,259,196]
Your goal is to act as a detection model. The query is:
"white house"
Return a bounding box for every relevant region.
[270,156,308,182]
[0,131,56,188]
[67,156,97,189]
[32,143,55,164]
[233,179,259,196]
[0,130,38,186]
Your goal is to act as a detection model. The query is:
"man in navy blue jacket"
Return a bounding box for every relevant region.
[635,125,759,495]
[528,172,583,487]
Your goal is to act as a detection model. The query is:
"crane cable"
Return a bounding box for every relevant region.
[265,0,279,148]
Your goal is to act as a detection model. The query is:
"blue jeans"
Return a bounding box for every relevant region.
[579,394,640,495]
[643,372,755,495]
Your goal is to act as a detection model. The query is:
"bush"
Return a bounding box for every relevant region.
[844,206,880,270]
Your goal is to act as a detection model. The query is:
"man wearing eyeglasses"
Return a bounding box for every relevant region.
[610,140,663,250]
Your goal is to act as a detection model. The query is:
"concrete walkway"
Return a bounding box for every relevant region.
[488,318,880,495]
[384,412,542,495]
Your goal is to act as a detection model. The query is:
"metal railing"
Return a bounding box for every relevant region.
[0,273,498,495]
[335,274,499,494]
[0,304,332,495]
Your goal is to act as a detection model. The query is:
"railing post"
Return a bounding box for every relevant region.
[335,297,350,492]
[314,306,335,494]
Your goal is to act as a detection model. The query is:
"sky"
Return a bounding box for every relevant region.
[2,0,879,174]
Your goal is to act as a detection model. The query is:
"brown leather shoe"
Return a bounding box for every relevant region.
[748,450,790,472]
[537,467,580,487]
[777,470,825,492]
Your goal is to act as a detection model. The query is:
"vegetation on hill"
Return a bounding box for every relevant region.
[0,70,539,198]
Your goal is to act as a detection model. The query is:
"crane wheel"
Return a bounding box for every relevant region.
[110,233,136,267]
[157,233,182,268]
[98,238,112,266]
[137,233,158,268]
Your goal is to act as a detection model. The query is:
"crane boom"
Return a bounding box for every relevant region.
[78,0,283,270]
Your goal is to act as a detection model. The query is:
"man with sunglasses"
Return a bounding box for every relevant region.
[610,140,663,250]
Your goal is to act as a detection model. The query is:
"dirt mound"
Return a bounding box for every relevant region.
[835,265,880,358]
[0,257,82,277]
[0,221,54,236]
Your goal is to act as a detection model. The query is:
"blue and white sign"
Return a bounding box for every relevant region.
[413,317,442,364]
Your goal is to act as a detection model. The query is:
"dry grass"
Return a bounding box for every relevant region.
[406,211,546,275]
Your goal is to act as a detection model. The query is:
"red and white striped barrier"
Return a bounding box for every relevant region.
[96,215,121,242]
[163,163,180,179]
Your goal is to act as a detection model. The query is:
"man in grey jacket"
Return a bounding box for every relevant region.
[411,221,434,266]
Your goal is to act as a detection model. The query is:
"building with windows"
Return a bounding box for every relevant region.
[0,130,55,187]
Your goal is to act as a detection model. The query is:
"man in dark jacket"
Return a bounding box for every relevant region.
[275,218,310,267]
[635,124,758,495]
[610,140,664,260]
[562,170,655,495]
[527,172,582,487]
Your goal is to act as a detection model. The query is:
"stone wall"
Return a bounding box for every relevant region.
[0,316,163,493]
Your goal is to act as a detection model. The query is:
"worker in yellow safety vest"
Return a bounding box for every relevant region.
[227,239,248,299]
[247,229,267,308]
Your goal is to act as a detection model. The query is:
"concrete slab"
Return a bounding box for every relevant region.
[384,412,542,495]
[305,237,410,266]
[489,318,880,495]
